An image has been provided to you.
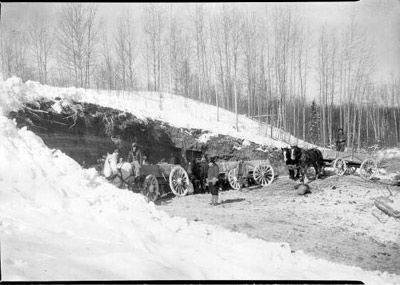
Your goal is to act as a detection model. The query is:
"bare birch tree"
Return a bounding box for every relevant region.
[29,16,55,84]
[0,26,32,81]
[97,28,115,90]
[115,9,139,91]
[143,3,167,92]
[57,3,100,88]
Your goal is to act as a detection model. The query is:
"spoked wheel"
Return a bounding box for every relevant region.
[169,166,190,196]
[228,168,242,190]
[360,158,378,180]
[333,157,347,176]
[253,163,274,186]
[142,174,160,202]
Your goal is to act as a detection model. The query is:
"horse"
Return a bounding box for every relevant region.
[187,158,208,193]
[103,151,136,189]
[281,147,300,180]
[290,146,324,182]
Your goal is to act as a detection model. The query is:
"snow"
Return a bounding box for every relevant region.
[373,148,400,180]
[242,140,252,146]
[198,132,216,143]
[1,76,294,148]
[299,175,400,244]
[0,77,399,283]
[377,148,400,161]
[51,100,63,114]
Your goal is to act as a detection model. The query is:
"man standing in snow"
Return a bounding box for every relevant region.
[127,142,143,179]
[207,157,220,205]
[199,155,209,193]
[336,128,346,152]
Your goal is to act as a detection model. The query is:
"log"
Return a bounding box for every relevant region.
[374,197,400,219]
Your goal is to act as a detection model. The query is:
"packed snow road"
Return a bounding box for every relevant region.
[157,174,400,275]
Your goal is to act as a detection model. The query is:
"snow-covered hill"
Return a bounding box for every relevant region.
[1,77,399,282]
[1,77,295,148]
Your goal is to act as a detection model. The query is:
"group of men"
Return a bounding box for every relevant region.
[117,142,221,205]
[188,155,221,205]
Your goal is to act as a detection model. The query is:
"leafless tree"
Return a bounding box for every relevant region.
[0,25,32,81]
[96,27,115,91]
[242,8,260,117]
[57,3,100,88]
[143,3,167,92]
[115,9,139,91]
[29,16,55,84]
[84,4,101,88]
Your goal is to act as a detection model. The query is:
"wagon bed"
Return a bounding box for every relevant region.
[218,160,271,173]
[217,159,274,190]
[108,161,190,203]
[318,148,378,179]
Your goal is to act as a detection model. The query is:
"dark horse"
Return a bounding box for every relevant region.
[281,147,300,180]
[290,146,324,182]
[187,158,209,194]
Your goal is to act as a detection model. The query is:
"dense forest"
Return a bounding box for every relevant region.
[1,3,399,150]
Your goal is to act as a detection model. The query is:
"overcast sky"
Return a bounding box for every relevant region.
[2,1,400,84]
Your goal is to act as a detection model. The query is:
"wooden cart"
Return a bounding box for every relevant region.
[133,163,190,202]
[217,160,274,190]
[319,149,378,179]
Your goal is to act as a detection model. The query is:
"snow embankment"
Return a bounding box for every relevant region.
[0,77,399,282]
[0,112,398,282]
[0,76,292,148]
[377,148,400,160]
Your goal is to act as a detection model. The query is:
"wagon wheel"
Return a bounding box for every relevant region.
[333,157,347,176]
[360,158,378,180]
[253,163,274,186]
[142,174,159,202]
[169,166,190,196]
[228,168,242,190]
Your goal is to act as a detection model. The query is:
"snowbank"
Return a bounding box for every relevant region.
[374,147,400,180]
[0,78,400,282]
[0,77,289,148]
[377,148,400,161]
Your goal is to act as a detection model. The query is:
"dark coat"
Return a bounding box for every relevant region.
[200,161,209,179]
[169,156,178,164]
[127,149,144,165]
[207,162,220,195]
[207,163,219,182]
[336,132,346,151]
[336,133,346,144]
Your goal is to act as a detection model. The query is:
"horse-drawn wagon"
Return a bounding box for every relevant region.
[103,152,191,202]
[281,145,378,181]
[321,149,378,179]
[217,160,275,190]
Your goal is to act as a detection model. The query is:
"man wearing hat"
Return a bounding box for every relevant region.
[207,156,220,205]
[127,142,144,179]
[199,155,209,193]
[336,128,346,152]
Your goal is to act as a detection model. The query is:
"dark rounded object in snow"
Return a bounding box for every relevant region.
[295,184,311,195]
